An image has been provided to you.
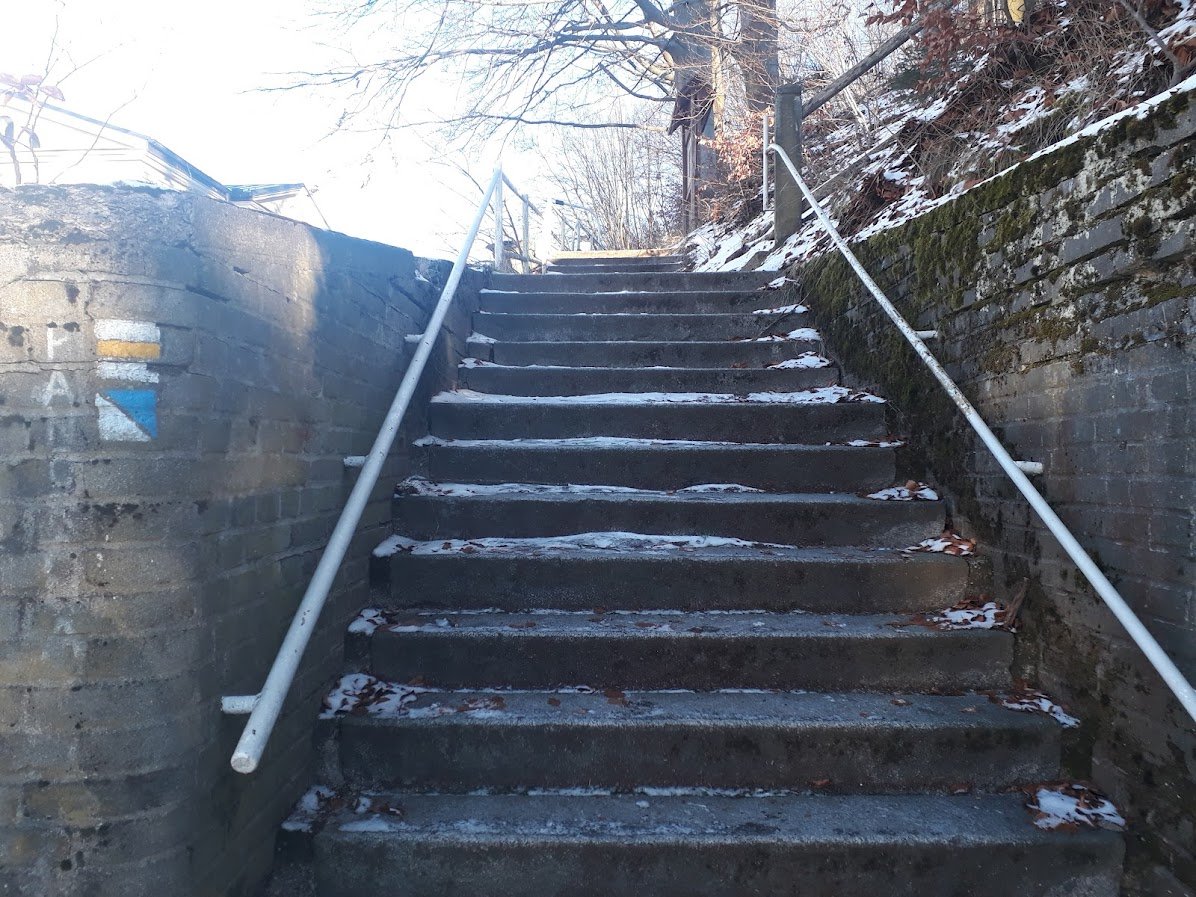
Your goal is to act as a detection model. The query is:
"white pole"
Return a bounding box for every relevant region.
[522,199,531,273]
[493,172,505,271]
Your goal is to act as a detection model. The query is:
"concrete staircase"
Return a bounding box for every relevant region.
[289,257,1123,896]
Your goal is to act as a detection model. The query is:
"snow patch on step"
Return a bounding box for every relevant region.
[935,602,1002,629]
[997,687,1080,728]
[752,303,808,316]
[766,353,831,370]
[374,531,794,558]
[396,476,766,497]
[321,673,430,718]
[462,359,793,372]
[468,332,498,343]
[733,328,820,342]
[282,785,340,832]
[844,438,905,447]
[867,482,939,501]
[1026,784,1125,831]
[432,386,883,405]
[905,530,975,556]
[347,607,390,636]
[416,435,773,448]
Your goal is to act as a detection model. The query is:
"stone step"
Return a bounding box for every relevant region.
[546,252,686,267]
[370,539,968,613]
[313,792,1122,897]
[458,362,838,395]
[479,289,787,314]
[491,271,775,293]
[413,437,896,492]
[427,390,886,443]
[363,609,1010,692]
[467,337,823,368]
[544,259,685,273]
[472,311,810,342]
[391,487,943,547]
[336,688,1057,793]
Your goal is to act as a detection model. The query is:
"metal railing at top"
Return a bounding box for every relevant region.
[496,172,542,273]
[768,143,1196,726]
[222,166,531,773]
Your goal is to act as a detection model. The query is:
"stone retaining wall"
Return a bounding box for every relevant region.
[794,84,1195,895]
[0,187,479,896]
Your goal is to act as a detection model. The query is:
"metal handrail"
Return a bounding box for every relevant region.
[222,166,511,773]
[768,143,1196,725]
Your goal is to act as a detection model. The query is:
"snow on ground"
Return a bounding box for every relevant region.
[689,67,1196,280]
[432,386,883,405]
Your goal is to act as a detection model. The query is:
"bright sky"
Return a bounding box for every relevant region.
[1,0,525,258]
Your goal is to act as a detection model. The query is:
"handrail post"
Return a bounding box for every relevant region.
[761,110,771,212]
[773,83,804,242]
[521,198,531,273]
[493,170,505,271]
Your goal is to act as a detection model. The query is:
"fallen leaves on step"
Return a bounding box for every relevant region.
[865,481,939,501]
[604,688,630,707]
[905,530,976,556]
[321,673,422,718]
[990,683,1080,728]
[356,795,405,819]
[889,595,1010,631]
[1023,783,1125,832]
[281,785,346,833]
[935,599,1004,630]
[456,695,507,713]
[842,438,905,447]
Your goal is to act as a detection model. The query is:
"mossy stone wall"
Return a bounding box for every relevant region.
[795,87,1195,896]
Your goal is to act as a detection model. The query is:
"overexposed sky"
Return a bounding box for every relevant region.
[0,0,527,258]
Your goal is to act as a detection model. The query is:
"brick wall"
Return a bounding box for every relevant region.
[0,186,480,896]
[794,84,1195,895]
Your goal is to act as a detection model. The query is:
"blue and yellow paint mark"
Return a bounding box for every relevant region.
[95,319,161,442]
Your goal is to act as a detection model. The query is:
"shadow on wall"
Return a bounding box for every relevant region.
[0,185,477,897]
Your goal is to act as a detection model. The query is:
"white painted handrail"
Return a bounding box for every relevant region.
[222,167,509,774]
[769,143,1196,725]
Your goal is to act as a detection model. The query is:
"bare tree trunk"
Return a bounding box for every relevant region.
[738,0,779,113]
